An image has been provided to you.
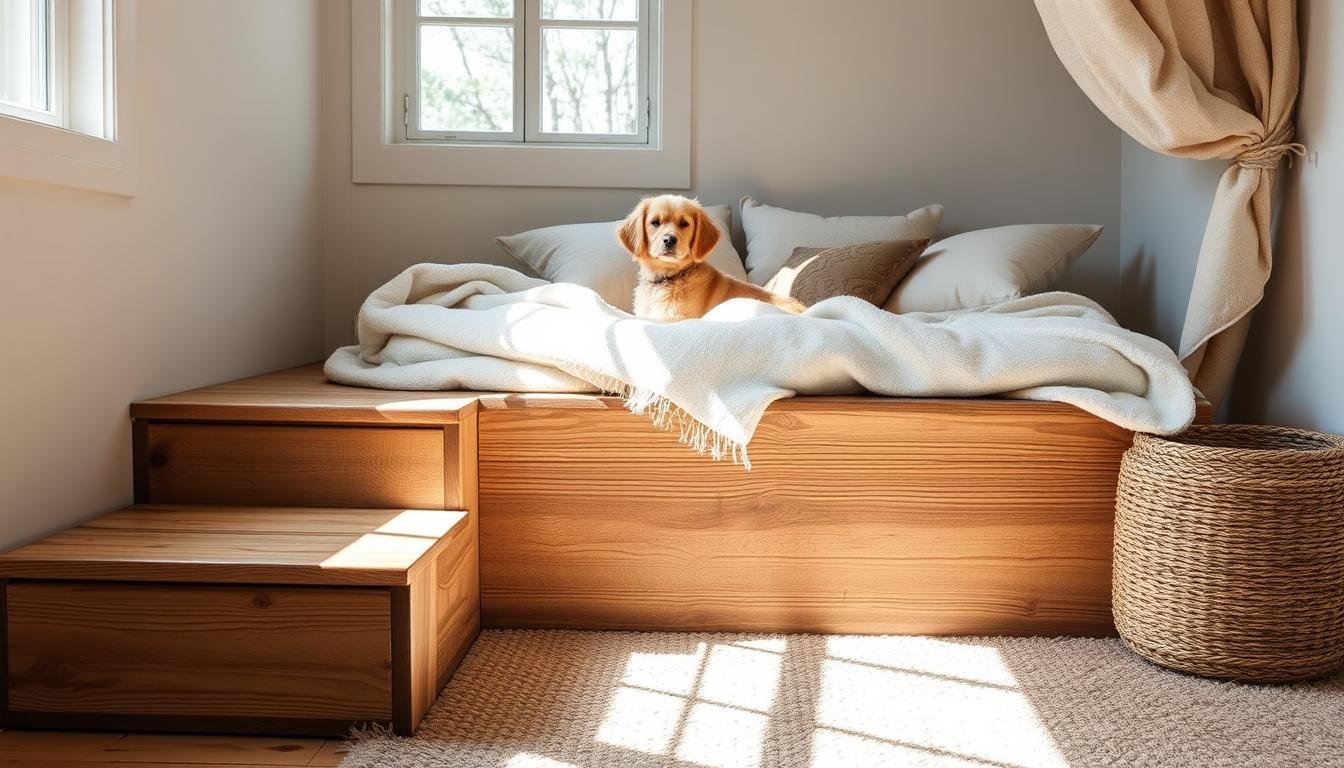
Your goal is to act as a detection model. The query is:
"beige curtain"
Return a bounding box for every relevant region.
[1035,0,1302,408]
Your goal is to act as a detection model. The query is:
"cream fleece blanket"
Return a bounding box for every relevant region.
[325,263,1196,466]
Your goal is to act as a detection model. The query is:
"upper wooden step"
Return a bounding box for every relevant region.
[0,505,468,586]
[131,364,481,426]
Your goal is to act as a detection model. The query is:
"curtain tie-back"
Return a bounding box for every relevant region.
[1237,122,1306,171]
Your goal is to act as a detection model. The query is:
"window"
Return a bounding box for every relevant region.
[400,0,653,145]
[0,0,54,125]
[0,0,133,195]
[352,0,689,188]
[0,0,113,139]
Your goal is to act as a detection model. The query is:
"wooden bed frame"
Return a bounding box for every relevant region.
[0,366,1207,735]
[478,394,1209,636]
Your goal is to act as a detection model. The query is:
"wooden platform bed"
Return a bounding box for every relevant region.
[0,364,1208,736]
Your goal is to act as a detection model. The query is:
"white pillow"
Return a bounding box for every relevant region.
[740,197,944,284]
[496,204,747,312]
[883,224,1103,314]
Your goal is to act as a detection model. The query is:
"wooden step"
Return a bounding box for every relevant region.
[0,505,479,737]
[0,505,467,586]
[130,365,480,511]
[130,364,479,426]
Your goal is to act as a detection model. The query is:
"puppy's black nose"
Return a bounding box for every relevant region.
[662,233,678,247]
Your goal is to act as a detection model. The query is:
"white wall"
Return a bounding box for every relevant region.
[1232,0,1342,432]
[1117,0,1341,432]
[0,0,324,547]
[323,0,1123,350]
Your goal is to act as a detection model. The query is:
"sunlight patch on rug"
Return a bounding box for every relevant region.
[342,630,1344,768]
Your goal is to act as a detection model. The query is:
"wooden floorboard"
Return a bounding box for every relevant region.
[0,730,342,765]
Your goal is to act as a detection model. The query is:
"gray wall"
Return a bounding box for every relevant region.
[323,0,1123,349]
[1118,0,1341,432]
[0,0,324,548]
[1117,138,1224,346]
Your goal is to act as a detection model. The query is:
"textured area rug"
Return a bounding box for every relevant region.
[343,630,1344,768]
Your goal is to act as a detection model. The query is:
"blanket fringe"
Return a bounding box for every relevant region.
[560,365,751,469]
[625,387,752,470]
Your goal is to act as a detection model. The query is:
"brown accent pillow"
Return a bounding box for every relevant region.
[764,239,929,307]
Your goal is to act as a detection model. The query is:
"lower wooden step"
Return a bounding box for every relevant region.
[5,581,392,735]
[0,506,482,737]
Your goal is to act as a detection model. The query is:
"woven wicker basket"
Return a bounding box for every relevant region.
[1114,424,1344,683]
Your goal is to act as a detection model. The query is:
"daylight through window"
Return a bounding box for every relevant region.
[402,0,655,144]
[0,0,114,139]
[0,0,54,124]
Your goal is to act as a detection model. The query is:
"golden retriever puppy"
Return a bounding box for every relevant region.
[617,195,807,321]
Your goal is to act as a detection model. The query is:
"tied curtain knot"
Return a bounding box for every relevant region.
[1237,122,1307,171]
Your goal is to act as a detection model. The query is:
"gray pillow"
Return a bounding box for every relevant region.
[740,196,944,284]
[884,224,1102,313]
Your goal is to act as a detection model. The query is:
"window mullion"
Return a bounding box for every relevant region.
[641,0,651,143]
[405,0,419,140]
[521,0,537,143]
[52,0,67,125]
[37,0,52,113]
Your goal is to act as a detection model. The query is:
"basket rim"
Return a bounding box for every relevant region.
[1133,424,1344,461]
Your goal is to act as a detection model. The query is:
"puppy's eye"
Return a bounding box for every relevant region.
[650,218,661,227]
[679,219,689,228]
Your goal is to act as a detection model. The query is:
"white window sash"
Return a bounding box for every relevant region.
[522,0,651,145]
[0,0,137,196]
[402,0,525,142]
[0,0,116,134]
[0,0,60,127]
[398,0,654,146]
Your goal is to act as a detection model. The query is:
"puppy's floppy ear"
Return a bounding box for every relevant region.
[617,199,649,257]
[689,206,721,263]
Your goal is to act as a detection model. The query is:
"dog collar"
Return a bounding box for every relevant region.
[645,263,698,285]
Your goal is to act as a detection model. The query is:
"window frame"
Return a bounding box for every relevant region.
[0,0,61,127]
[0,0,136,197]
[352,0,689,189]
[401,0,525,143]
[398,0,654,146]
[523,0,652,145]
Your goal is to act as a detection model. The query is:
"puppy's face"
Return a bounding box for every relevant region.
[617,195,720,273]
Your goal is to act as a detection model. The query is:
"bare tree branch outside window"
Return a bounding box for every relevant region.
[417,0,640,136]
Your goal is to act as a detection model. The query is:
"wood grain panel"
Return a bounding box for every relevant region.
[480,392,1215,421]
[0,729,328,765]
[439,413,481,687]
[130,363,479,426]
[390,573,436,735]
[478,401,1147,636]
[6,582,392,722]
[434,509,479,690]
[81,505,458,535]
[392,418,481,733]
[142,423,444,509]
[0,507,467,586]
